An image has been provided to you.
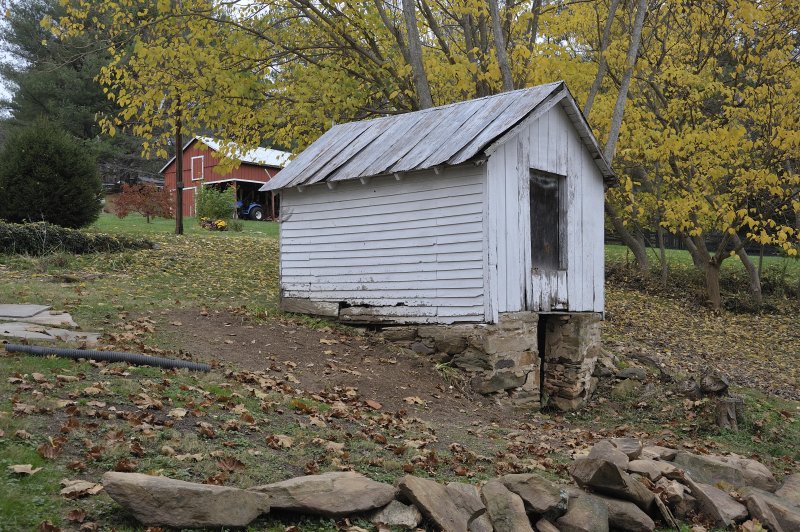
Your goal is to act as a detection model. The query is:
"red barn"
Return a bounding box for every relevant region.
[160,137,291,219]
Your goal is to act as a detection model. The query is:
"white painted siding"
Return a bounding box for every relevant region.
[486,102,605,314]
[280,166,487,323]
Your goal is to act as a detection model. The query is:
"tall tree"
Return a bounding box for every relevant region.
[0,0,160,184]
[615,0,800,309]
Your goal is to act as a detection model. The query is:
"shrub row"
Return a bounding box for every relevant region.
[0,221,155,256]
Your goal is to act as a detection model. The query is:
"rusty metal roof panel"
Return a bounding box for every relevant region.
[261,81,614,191]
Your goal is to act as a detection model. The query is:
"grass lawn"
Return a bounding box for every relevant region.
[90,213,279,239]
[0,214,798,531]
[606,242,800,285]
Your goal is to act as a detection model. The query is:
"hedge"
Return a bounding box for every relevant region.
[0,221,155,256]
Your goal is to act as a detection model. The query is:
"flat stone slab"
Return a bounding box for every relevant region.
[673,452,777,491]
[2,312,78,328]
[0,322,100,346]
[102,472,269,527]
[0,304,51,318]
[250,471,397,517]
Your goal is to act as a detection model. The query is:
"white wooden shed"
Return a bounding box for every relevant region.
[261,81,614,325]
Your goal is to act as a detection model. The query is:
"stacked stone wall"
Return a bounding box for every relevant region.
[542,314,602,410]
[381,312,602,410]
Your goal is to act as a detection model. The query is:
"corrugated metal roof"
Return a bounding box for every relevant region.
[158,137,291,174]
[262,82,614,192]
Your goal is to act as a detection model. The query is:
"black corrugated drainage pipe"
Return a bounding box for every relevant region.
[4,343,211,372]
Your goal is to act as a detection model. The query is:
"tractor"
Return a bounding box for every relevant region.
[236,200,265,221]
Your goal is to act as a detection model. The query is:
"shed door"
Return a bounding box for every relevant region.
[529,171,568,311]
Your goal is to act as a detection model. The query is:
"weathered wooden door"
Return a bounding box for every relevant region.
[529,171,568,311]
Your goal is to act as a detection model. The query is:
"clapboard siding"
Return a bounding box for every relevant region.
[280,167,487,323]
[486,101,604,315]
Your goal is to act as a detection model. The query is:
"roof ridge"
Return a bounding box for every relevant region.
[330,81,565,131]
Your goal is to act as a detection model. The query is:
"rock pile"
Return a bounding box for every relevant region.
[100,441,800,530]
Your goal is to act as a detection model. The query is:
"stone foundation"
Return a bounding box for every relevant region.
[541,314,602,411]
[381,312,602,411]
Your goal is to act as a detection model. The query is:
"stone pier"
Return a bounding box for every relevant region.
[541,314,602,411]
[381,312,602,411]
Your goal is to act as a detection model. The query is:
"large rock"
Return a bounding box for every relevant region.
[741,486,800,532]
[102,472,269,528]
[598,496,655,532]
[655,477,687,505]
[481,480,534,532]
[640,445,677,461]
[556,492,609,532]
[588,440,630,469]
[776,473,800,507]
[370,500,422,529]
[627,459,677,482]
[499,473,568,519]
[446,482,492,532]
[569,459,655,512]
[535,518,560,532]
[397,475,468,531]
[611,379,642,400]
[683,475,747,528]
[472,369,527,394]
[617,367,648,381]
[673,494,697,519]
[250,471,396,516]
[672,452,778,491]
[610,438,643,460]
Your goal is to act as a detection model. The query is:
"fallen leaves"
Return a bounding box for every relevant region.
[113,458,138,472]
[266,434,294,449]
[196,421,217,438]
[216,456,245,472]
[8,464,42,475]
[37,438,66,460]
[13,402,38,415]
[66,509,88,523]
[59,479,103,499]
[365,400,382,410]
[167,407,188,419]
[131,393,163,410]
[403,396,426,405]
[175,453,204,462]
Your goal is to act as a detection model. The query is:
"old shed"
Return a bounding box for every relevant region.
[262,82,614,325]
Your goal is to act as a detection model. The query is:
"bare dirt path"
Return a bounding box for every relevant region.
[162,309,519,435]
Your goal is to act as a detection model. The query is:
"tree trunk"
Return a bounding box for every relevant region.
[732,234,763,308]
[682,235,707,270]
[715,396,745,431]
[402,0,433,109]
[583,0,620,116]
[488,0,513,91]
[174,115,184,236]
[607,202,649,272]
[602,0,648,162]
[706,260,722,312]
[657,223,668,286]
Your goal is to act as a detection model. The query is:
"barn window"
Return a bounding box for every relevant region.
[191,156,204,181]
[530,171,565,270]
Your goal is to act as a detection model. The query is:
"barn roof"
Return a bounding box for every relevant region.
[261,81,614,192]
[158,137,291,174]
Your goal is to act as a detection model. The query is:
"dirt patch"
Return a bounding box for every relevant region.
[162,309,518,432]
